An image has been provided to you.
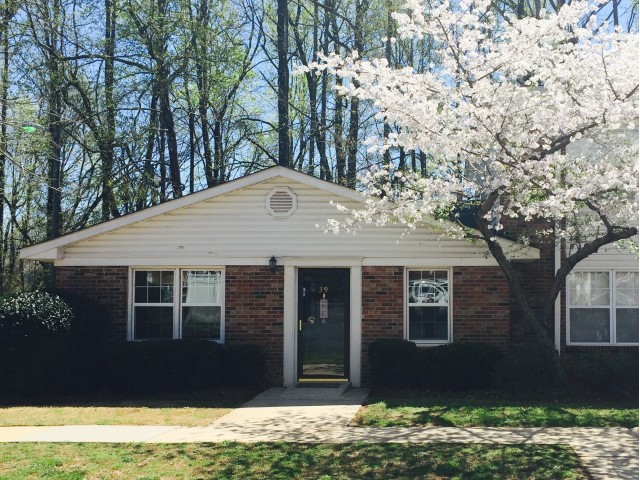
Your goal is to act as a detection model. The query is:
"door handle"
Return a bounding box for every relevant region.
[299,319,302,331]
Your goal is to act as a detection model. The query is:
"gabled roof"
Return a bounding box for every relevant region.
[20,167,364,260]
[20,166,539,262]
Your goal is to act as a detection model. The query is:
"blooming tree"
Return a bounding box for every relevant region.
[309,0,639,376]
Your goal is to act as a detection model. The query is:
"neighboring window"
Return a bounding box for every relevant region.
[132,269,223,341]
[568,270,639,345]
[406,269,450,343]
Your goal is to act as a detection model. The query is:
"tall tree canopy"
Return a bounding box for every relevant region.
[0,0,636,290]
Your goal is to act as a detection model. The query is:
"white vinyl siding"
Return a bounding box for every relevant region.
[568,270,639,345]
[131,268,224,341]
[56,177,536,266]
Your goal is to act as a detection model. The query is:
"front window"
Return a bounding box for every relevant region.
[568,270,639,345]
[181,270,222,339]
[406,269,450,343]
[132,268,224,341]
[133,270,174,339]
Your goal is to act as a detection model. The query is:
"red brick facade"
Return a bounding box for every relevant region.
[56,263,515,386]
[452,267,510,347]
[56,266,129,340]
[359,266,510,382]
[224,265,284,384]
[361,266,404,382]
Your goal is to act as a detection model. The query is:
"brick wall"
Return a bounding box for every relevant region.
[510,240,556,344]
[225,265,284,385]
[56,264,514,387]
[361,266,404,383]
[452,267,510,348]
[56,265,286,384]
[55,266,129,340]
[359,265,511,384]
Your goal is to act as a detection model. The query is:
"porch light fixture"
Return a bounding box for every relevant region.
[269,255,277,273]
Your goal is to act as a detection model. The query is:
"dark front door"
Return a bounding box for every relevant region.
[297,268,350,380]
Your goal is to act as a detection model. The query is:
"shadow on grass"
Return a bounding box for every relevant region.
[0,387,261,409]
[355,391,639,428]
[0,442,590,480]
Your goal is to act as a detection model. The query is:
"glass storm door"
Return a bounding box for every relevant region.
[297,268,350,380]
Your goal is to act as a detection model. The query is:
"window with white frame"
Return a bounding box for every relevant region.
[568,270,639,345]
[406,269,450,343]
[132,269,223,341]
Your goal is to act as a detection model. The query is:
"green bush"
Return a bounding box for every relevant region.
[48,289,111,343]
[105,340,226,394]
[0,291,74,343]
[104,340,267,395]
[0,336,101,397]
[368,339,502,391]
[0,338,266,398]
[494,344,554,394]
[368,339,418,388]
[222,344,267,387]
[564,351,639,399]
[424,342,503,391]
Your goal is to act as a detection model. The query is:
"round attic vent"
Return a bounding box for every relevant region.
[267,186,297,218]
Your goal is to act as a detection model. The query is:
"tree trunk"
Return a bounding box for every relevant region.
[102,0,118,220]
[195,0,214,187]
[346,0,368,188]
[139,83,159,210]
[0,5,12,293]
[473,194,563,383]
[276,0,289,167]
[159,87,182,197]
[213,116,224,185]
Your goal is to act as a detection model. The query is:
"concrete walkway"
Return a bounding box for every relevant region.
[0,387,638,480]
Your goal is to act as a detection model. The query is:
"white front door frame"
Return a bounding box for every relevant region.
[282,259,362,387]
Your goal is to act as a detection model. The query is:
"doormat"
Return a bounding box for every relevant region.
[295,382,342,388]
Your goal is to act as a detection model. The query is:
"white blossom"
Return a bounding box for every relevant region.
[314,0,638,251]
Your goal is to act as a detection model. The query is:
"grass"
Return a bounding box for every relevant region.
[352,392,639,428]
[0,442,590,479]
[0,389,255,427]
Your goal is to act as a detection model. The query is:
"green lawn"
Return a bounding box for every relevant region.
[353,393,639,428]
[0,442,589,479]
[0,389,255,427]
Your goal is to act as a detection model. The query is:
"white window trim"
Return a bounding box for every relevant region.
[404,267,453,345]
[128,266,225,342]
[566,269,639,346]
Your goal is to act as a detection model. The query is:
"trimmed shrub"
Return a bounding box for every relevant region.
[105,340,226,394]
[47,289,111,343]
[103,340,267,394]
[422,342,503,391]
[369,340,503,391]
[222,344,267,387]
[0,338,266,398]
[0,336,100,397]
[494,344,554,394]
[0,291,74,343]
[368,339,418,388]
[564,351,639,399]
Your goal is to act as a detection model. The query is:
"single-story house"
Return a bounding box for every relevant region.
[19,166,639,386]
